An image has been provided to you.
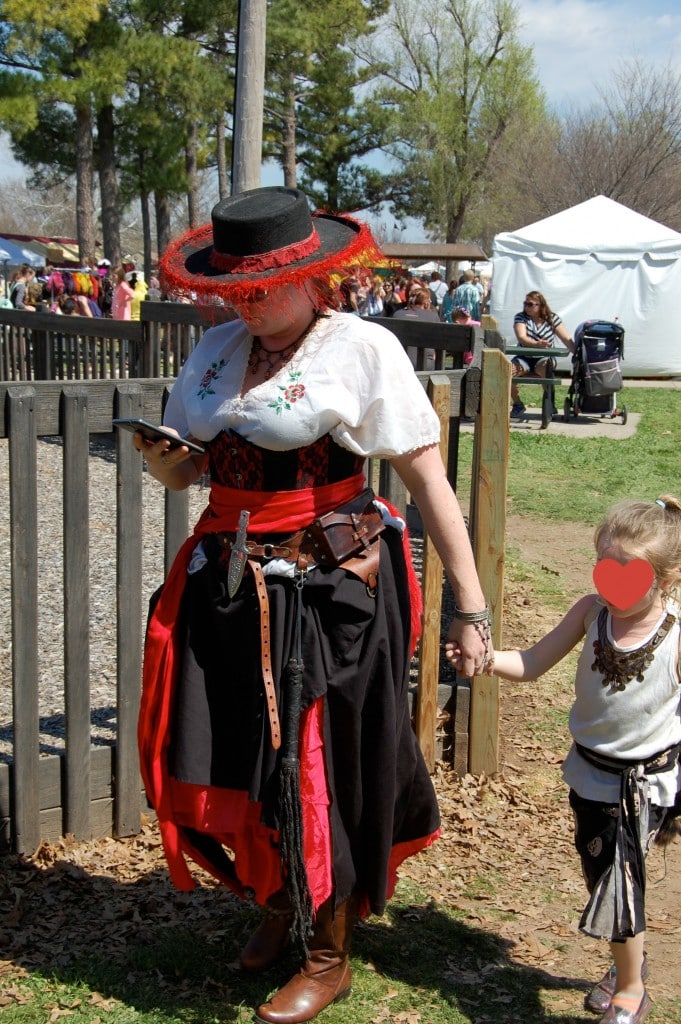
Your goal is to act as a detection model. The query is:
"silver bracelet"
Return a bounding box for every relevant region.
[453,603,491,624]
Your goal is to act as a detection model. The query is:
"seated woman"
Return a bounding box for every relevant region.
[510,290,574,419]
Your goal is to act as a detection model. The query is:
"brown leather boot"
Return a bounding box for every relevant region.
[240,892,294,972]
[254,895,357,1024]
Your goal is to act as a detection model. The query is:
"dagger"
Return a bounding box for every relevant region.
[227,509,251,598]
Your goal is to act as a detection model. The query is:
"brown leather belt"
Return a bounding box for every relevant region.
[247,560,282,751]
[215,528,316,569]
[214,502,385,573]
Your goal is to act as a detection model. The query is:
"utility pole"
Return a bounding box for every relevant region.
[231,0,267,194]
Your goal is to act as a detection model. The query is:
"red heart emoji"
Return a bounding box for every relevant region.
[592,558,655,610]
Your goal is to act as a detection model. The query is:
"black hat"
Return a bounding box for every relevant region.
[159,186,381,306]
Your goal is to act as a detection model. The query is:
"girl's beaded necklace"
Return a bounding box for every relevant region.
[592,606,676,691]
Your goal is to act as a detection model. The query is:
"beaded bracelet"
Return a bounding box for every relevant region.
[453,604,493,673]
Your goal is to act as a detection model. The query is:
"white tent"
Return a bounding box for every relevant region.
[490,196,681,377]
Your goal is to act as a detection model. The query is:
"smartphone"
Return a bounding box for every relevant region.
[112,418,206,454]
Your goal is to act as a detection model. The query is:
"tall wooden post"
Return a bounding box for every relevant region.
[232,0,267,194]
[468,349,510,774]
[415,374,452,770]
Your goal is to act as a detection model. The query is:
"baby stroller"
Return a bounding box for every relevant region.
[563,319,627,424]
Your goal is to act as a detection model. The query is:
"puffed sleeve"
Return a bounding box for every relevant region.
[323,317,442,458]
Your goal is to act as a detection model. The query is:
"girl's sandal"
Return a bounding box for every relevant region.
[584,955,649,1014]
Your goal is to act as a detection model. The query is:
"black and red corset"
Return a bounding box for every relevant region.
[206,430,365,490]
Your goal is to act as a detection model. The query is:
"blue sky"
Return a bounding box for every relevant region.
[517,0,681,109]
[2,0,679,185]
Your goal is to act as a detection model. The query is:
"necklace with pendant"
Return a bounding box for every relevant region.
[247,313,320,379]
[592,606,676,691]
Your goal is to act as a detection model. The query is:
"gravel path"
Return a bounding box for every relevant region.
[0,436,207,763]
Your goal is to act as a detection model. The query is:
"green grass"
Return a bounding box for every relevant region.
[457,386,681,524]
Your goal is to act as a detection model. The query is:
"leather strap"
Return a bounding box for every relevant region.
[216,530,313,565]
[247,559,282,750]
[341,539,380,593]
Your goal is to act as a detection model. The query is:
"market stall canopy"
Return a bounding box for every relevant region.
[0,232,86,267]
[0,235,43,267]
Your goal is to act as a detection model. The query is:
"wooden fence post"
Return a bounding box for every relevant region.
[468,349,510,775]
[62,387,92,839]
[414,374,452,770]
[114,384,145,836]
[7,387,41,853]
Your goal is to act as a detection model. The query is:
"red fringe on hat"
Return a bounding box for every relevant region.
[159,214,383,311]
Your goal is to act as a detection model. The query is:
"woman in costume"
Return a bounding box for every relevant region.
[134,186,491,1024]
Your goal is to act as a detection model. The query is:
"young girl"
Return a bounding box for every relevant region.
[448,496,681,1024]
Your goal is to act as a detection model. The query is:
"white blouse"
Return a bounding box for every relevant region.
[163,311,441,458]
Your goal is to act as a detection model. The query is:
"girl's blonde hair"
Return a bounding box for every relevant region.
[594,495,681,589]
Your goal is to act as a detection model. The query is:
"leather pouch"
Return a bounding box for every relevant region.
[302,488,385,568]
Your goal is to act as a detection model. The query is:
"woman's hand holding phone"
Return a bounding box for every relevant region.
[113,418,206,491]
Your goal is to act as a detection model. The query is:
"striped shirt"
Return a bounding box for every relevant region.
[513,310,562,343]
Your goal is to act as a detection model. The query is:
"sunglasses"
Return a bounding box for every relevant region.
[524,300,539,307]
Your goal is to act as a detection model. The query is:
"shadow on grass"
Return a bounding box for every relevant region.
[1,852,598,1024]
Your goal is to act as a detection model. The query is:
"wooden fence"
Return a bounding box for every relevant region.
[0,301,208,382]
[0,306,510,854]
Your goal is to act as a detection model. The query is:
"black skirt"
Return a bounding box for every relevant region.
[169,524,440,915]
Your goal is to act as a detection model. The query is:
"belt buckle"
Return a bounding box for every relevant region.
[261,542,292,560]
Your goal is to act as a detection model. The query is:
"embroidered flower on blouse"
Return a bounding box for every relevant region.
[268,371,305,414]
[197,359,226,399]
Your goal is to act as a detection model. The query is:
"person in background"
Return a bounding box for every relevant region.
[365,275,386,316]
[111,266,135,320]
[392,289,439,370]
[472,273,486,313]
[380,279,395,316]
[129,270,149,321]
[452,305,480,328]
[57,295,94,317]
[9,264,36,310]
[131,185,491,1024]
[429,271,448,313]
[392,277,407,304]
[449,496,681,1024]
[510,290,575,420]
[450,270,481,322]
[97,259,114,317]
[339,266,361,314]
[452,306,480,366]
[121,253,136,277]
[440,280,458,323]
[392,288,440,324]
[147,271,162,301]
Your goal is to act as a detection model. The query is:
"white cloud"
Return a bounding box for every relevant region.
[517,0,681,109]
